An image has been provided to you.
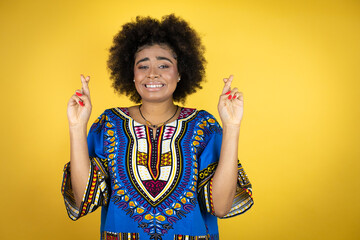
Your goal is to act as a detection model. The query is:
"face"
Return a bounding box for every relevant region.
[133,44,180,103]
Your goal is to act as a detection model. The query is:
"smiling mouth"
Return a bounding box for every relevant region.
[145,84,165,88]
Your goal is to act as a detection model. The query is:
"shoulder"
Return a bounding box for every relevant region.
[97,107,130,120]
[90,108,124,130]
[104,107,128,115]
[196,110,220,124]
[196,110,216,120]
[179,108,216,121]
[191,109,223,134]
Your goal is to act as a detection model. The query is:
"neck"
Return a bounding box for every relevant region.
[139,99,178,126]
[141,99,176,116]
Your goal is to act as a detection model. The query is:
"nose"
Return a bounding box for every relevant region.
[147,66,160,79]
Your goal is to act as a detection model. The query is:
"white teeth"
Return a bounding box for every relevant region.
[145,84,163,88]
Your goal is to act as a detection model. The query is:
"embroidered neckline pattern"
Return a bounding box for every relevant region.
[118,106,196,122]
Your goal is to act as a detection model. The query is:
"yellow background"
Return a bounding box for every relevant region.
[0,0,359,239]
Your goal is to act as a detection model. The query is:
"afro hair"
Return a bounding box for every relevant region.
[107,14,207,103]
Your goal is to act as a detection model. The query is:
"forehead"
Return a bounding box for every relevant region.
[135,44,177,60]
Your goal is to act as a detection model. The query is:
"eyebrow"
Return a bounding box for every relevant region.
[135,56,174,66]
[135,57,149,66]
[156,56,173,64]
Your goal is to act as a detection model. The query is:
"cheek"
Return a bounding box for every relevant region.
[133,69,144,79]
[165,68,179,78]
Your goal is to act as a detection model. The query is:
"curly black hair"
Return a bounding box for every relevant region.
[107,14,206,103]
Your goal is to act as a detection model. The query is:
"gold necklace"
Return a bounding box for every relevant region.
[139,105,179,128]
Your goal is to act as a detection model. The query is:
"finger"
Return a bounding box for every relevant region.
[69,94,84,107]
[236,91,243,99]
[230,87,238,93]
[75,92,91,107]
[68,95,79,107]
[75,89,82,97]
[74,89,91,107]
[232,91,243,101]
[74,94,84,105]
[79,94,91,107]
[220,94,230,101]
[232,92,240,100]
[221,75,234,95]
[81,74,91,96]
[226,88,243,101]
[226,87,238,99]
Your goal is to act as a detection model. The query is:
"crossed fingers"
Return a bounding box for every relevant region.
[72,75,90,107]
[221,75,242,101]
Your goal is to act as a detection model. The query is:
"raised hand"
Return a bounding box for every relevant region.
[67,74,92,128]
[217,75,244,127]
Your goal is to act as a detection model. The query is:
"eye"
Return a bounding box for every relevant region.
[138,65,149,70]
[159,64,169,69]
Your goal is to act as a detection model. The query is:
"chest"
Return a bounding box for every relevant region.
[105,117,197,207]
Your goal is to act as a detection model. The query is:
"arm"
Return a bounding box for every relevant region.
[211,75,244,217]
[69,125,90,208]
[67,74,92,208]
[211,125,240,217]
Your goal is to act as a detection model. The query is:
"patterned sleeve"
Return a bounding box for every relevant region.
[196,112,254,218]
[61,113,110,220]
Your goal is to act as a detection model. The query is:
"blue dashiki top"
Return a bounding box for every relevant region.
[61,107,254,240]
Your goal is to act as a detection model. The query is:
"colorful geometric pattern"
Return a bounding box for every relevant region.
[198,162,217,188]
[220,163,254,218]
[102,231,139,240]
[178,108,196,119]
[61,157,109,220]
[61,107,254,240]
[160,152,172,166]
[134,126,146,139]
[173,234,219,240]
[197,160,254,217]
[101,108,201,240]
[163,126,176,140]
[137,151,148,165]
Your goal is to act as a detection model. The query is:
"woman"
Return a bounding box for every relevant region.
[62,14,253,240]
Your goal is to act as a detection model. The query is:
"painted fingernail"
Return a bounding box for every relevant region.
[76,92,82,96]
[79,101,84,106]
[233,95,237,99]
[225,91,231,95]
[228,95,232,100]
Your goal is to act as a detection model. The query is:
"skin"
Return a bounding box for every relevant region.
[212,75,244,217]
[67,44,244,217]
[128,44,181,128]
[67,75,92,208]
